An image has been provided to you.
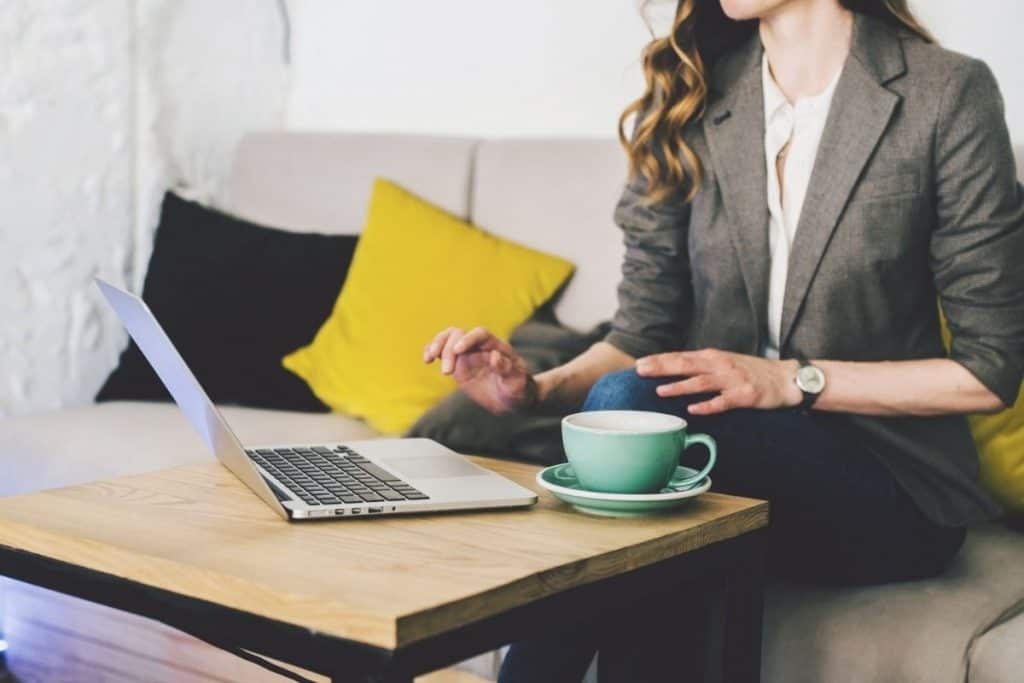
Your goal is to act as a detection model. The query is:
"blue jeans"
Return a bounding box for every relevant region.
[498,369,966,683]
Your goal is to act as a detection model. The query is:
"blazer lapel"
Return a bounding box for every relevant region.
[702,36,770,348]
[778,14,906,349]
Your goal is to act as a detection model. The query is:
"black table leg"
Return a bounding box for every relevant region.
[593,532,766,683]
[716,542,765,683]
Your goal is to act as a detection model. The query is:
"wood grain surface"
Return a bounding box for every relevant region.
[0,456,767,650]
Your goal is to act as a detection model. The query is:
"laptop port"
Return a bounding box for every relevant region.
[334,509,345,516]
[351,508,362,514]
[367,506,383,514]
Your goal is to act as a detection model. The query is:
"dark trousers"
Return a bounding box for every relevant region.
[498,369,966,683]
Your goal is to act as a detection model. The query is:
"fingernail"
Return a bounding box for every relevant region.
[442,359,451,373]
[636,361,650,374]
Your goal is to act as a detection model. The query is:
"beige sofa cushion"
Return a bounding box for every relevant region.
[968,611,1024,683]
[225,131,478,232]
[763,523,1024,683]
[0,402,380,497]
[470,139,626,332]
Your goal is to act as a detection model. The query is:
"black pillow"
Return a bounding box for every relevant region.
[406,311,611,465]
[97,192,358,412]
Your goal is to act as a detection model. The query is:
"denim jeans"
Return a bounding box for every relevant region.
[498,369,966,683]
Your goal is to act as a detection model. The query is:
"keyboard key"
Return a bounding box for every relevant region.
[356,491,385,502]
[404,493,430,500]
[339,494,362,504]
[273,448,295,454]
[355,463,401,482]
[378,490,406,501]
[312,447,332,454]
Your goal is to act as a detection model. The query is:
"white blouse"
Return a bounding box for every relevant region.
[762,55,842,359]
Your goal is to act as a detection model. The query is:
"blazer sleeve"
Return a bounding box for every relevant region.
[931,58,1024,408]
[603,167,693,360]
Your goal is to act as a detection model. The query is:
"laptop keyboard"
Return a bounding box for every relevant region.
[246,446,429,507]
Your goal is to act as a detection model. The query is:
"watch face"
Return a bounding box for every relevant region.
[797,365,826,394]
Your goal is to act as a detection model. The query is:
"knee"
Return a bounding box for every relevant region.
[583,369,663,412]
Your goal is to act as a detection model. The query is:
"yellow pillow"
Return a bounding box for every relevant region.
[283,179,574,435]
[940,313,1024,514]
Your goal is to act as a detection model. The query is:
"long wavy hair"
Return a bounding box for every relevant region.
[620,0,933,205]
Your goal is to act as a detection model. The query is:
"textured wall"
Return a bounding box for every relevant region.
[0,0,135,417]
[0,0,290,416]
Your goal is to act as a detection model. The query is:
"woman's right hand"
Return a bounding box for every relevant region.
[423,327,537,415]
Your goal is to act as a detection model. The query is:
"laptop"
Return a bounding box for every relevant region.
[96,279,537,521]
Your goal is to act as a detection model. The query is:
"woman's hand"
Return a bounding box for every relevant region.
[636,349,802,415]
[423,327,537,415]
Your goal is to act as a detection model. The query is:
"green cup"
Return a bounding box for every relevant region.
[559,410,716,494]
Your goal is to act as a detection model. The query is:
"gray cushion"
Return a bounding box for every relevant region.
[225,131,478,232]
[470,138,627,332]
[0,402,380,497]
[407,314,609,466]
[763,523,1024,683]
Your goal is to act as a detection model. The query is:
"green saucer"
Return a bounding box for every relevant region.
[537,463,711,518]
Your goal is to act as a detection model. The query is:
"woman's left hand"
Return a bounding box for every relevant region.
[636,349,803,415]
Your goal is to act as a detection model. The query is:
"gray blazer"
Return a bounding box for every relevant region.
[605,13,1024,526]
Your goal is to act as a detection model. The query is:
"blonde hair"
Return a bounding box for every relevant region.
[619,0,933,205]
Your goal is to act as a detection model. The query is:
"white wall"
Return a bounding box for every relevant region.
[285,0,662,138]
[0,0,136,416]
[0,1,290,416]
[286,1,1023,145]
[915,0,1023,145]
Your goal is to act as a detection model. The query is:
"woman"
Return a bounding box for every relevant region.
[426,0,1024,680]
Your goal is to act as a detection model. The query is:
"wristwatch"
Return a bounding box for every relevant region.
[793,354,826,411]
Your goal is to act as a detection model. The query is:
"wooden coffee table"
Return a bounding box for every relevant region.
[0,456,768,682]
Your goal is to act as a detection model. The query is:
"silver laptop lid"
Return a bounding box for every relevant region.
[95,279,289,520]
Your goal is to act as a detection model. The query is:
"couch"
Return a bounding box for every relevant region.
[2,132,1023,682]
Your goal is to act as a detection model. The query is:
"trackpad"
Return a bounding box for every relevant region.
[383,454,486,479]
